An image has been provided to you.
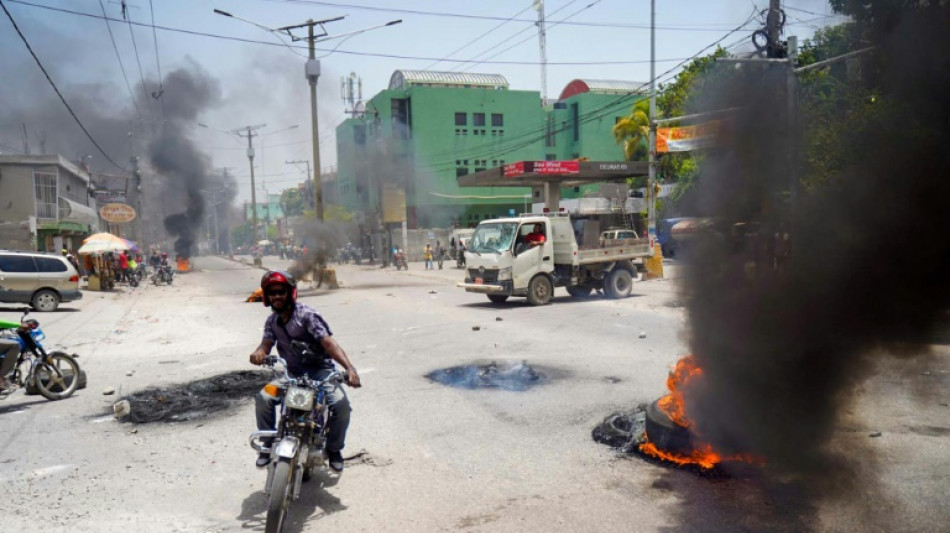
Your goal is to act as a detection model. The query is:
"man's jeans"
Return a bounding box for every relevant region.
[255,368,351,453]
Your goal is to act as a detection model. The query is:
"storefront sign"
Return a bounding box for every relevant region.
[99,203,137,224]
[657,120,721,153]
[533,160,580,174]
[503,161,525,177]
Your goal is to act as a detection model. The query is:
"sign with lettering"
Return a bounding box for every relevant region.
[503,161,525,177]
[657,120,721,153]
[99,203,137,224]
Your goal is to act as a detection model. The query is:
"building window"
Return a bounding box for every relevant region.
[546,154,557,161]
[456,168,469,177]
[33,170,57,220]
[354,124,366,145]
[474,167,486,173]
[545,115,555,147]
[473,112,485,126]
[491,113,503,127]
[454,112,467,126]
[571,102,580,141]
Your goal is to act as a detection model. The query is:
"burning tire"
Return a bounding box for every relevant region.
[644,399,693,456]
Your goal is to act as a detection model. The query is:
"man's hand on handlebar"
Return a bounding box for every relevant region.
[249,350,268,366]
[344,369,361,388]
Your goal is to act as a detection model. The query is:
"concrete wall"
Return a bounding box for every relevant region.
[0,164,37,223]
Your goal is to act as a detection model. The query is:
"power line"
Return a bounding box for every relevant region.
[148,0,167,121]
[264,0,760,31]
[423,1,535,71]
[5,1,764,66]
[97,0,141,121]
[452,0,581,72]
[460,0,604,73]
[124,9,156,126]
[0,0,124,169]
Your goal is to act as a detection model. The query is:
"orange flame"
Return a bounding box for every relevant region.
[639,355,763,469]
[176,257,190,272]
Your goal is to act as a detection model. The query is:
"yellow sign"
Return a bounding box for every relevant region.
[657,120,721,153]
[99,203,137,224]
[381,183,406,223]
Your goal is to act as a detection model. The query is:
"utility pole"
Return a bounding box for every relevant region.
[275,17,344,222]
[535,0,548,102]
[647,0,657,244]
[234,124,267,242]
[285,159,313,208]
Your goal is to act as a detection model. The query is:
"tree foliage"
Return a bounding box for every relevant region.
[279,188,307,218]
[612,99,650,161]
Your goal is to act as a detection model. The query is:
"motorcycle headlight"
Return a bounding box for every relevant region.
[285,387,314,410]
[497,267,512,281]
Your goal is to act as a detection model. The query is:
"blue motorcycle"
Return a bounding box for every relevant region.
[0,310,83,401]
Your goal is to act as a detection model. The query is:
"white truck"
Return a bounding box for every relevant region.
[456,213,652,305]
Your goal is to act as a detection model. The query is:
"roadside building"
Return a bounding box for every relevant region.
[335,70,648,231]
[0,155,99,251]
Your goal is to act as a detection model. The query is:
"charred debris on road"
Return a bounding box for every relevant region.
[113,370,268,424]
[427,361,551,392]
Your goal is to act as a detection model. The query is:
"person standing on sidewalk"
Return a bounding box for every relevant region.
[436,241,445,270]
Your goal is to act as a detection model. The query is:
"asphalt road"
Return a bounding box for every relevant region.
[0,256,946,532]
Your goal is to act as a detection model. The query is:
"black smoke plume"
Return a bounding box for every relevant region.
[671,4,950,530]
[149,65,221,259]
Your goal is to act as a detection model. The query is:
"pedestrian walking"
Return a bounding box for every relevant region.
[436,241,445,270]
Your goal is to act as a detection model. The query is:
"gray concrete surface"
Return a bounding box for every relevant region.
[0,256,945,532]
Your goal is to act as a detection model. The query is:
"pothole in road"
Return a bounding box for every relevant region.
[115,370,268,424]
[426,361,553,391]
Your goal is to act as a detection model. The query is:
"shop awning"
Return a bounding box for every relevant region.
[58,197,99,228]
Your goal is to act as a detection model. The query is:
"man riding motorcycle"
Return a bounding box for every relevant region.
[249,271,361,472]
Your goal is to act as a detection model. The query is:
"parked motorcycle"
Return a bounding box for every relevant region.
[0,310,84,401]
[394,249,408,270]
[249,349,349,533]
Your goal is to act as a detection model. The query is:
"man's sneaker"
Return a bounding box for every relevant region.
[327,450,344,473]
[256,453,271,468]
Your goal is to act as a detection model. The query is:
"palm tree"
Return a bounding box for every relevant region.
[612,99,651,161]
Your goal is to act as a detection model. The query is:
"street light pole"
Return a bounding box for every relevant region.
[648,0,657,244]
[306,26,324,221]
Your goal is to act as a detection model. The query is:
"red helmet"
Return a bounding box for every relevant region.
[260,270,297,307]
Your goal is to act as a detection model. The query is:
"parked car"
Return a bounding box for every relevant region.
[0,251,82,312]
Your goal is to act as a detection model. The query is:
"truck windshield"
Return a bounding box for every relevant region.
[469,222,518,254]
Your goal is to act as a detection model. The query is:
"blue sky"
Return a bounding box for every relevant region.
[0,0,847,202]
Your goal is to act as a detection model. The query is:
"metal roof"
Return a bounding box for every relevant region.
[558,79,648,100]
[389,70,509,90]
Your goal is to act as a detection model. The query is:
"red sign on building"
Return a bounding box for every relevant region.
[503,161,525,177]
[533,160,579,174]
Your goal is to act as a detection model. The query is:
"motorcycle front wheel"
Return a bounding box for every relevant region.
[33,353,81,401]
[265,459,294,533]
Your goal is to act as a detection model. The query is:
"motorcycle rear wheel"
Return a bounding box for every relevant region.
[34,353,81,401]
[265,459,294,533]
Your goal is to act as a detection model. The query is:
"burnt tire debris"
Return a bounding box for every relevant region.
[426,361,547,391]
[115,370,268,424]
[592,404,738,478]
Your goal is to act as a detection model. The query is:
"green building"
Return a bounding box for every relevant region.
[335,70,646,229]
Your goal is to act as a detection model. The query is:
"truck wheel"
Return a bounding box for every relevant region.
[526,276,553,306]
[487,294,509,304]
[566,286,592,298]
[605,269,633,299]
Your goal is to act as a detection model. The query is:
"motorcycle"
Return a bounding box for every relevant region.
[0,310,84,401]
[249,348,349,533]
[394,250,408,270]
[151,264,174,285]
